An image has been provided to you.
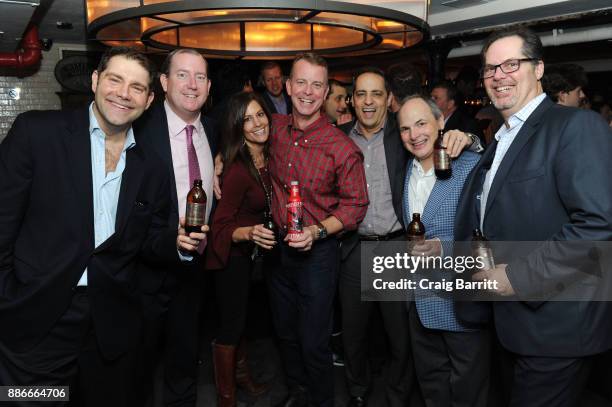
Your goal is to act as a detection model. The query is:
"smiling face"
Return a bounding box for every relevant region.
[324,83,348,122]
[243,100,270,149]
[160,51,211,123]
[286,59,328,126]
[398,97,445,170]
[91,55,154,136]
[353,72,391,137]
[483,35,543,120]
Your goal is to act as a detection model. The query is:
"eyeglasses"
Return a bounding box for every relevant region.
[481,58,537,79]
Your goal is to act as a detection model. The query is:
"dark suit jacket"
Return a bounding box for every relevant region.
[444,108,484,145]
[0,108,179,359]
[454,97,612,357]
[338,114,408,258]
[260,91,292,115]
[134,101,218,296]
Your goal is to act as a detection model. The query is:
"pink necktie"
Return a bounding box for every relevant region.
[185,125,201,187]
[185,124,206,254]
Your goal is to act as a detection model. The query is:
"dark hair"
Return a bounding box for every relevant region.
[326,79,346,100]
[481,27,544,66]
[541,64,588,102]
[432,80,462,106]
[214,62,252,100]
[352,66,390,94]
[386,62,423,99]
[96,46,156,88]
[290,53,328,80]
[221,92,272,183]
[160,48,208,76]
[260,61,282,75]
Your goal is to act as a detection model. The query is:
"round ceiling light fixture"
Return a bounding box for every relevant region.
[86,0,429,59]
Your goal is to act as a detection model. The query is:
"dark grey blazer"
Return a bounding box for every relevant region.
[454,96,612,357]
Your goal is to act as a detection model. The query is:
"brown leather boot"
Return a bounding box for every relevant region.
[213,342,237,407]
[235,339,270,397]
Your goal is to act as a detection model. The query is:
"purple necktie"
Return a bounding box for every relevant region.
[185,124,201,187]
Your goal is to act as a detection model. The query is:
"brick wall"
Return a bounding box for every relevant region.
[0,43,67,142]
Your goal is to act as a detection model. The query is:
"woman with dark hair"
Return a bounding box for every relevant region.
[206,92,275,406]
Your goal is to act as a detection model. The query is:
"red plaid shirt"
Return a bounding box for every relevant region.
[269,113,369,232]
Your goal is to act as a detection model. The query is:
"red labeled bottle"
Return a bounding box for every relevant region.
[434,129,452,180]
[286,181,303,241]
[185,179,207,235]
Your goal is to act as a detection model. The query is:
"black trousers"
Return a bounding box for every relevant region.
[409,305,490,407]
[0,290,142,407]
[214,255,252,345]
[161,270,202,407]
[266,238,339,407]
[507,353,592,407]
[339,242,418,407]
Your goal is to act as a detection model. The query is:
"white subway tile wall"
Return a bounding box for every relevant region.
[0,45,63,142]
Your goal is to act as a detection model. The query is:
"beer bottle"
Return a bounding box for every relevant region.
[286,181,303,242]
[406,213,425,242]
[433,129,452,180]
[471,228,495,270]
[262,194,277,252]
[185,179,207,235]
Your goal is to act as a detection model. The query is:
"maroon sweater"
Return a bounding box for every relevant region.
[206,160,268,270]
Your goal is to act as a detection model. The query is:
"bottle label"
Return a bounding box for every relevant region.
[185,202,206,226]
[473,247,495,270]
[434,149,450,170]
[287,201,303,240]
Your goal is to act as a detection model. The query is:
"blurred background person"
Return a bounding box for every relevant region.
[206,92,275,406]
[258,61,292,115]
[323,78,352,126]
[541,63,588,108]
[386,62,424,113]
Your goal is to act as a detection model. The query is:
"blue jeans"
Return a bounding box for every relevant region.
[266,237,339,407]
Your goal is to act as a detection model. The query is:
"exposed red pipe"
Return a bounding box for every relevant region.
[0,25,42,68]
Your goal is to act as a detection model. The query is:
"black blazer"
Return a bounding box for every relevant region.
[338,113,408,258]
[134,101,218,293]
[454,97,612,357]
[0,108,179,359]
[444,108,484,144]
[260,91,292,115]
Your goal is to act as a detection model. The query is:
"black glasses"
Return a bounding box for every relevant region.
[481,58,537,79]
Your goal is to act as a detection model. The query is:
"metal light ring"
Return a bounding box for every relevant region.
[87,0,430,54]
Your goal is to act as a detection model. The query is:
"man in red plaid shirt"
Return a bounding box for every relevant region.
[267,53,369,407]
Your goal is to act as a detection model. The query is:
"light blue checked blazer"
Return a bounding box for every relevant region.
[403,151,480,332]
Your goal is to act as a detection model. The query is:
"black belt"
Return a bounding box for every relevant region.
[73,286,87,293]
[358,229,404,241]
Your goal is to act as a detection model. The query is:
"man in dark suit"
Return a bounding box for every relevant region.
[259,61,292,115]
[337,67,479,407]
[134,48,217,407]
[431,81,484,147]
[0,47,205,406]
[455,27,612,407]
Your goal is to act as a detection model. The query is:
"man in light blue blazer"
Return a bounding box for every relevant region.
[398,95,490,407]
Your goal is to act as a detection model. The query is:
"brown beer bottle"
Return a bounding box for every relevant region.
[434,129,452,180]
[471,228,495,270]
[406,213,425,242]
[185,179,207,235]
